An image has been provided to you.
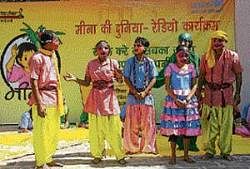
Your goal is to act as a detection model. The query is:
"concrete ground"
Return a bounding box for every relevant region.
[1,143,250,169]
[1,125,250,169]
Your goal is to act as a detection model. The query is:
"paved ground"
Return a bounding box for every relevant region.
[1,143,250,169]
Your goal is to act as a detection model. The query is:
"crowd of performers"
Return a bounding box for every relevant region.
[28,30,242,168]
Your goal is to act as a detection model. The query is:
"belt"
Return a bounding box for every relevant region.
[92,80,113,90]
[206,82,232,91]
[206,81,232,107]
[39,86,57,91]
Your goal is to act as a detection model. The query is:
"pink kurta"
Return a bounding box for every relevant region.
[200,49,243,106]
[28,52,58,106]
[84,58,120,116]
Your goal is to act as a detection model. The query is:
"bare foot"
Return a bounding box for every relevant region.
[169,157,176,165]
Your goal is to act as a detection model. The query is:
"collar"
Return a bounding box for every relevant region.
[135,55,146,64]
[97,57,109,66]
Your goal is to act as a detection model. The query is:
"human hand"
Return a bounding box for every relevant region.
[37,104,46,118]
[63,72,77,82]
[175,99,187,108]
[11,44,18,57]
[114,68,123,82]
[139,91,147,99]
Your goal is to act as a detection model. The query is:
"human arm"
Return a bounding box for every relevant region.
[231,52,243,106]
[165,76,186,108]
[113,60,123,83]
[64,72,91,87]
[6,44,18,72]
[139,77,156,99]
[124,76,141,100]
[30,78,46,118]
[234,72,242,105]
[186,78,198,102]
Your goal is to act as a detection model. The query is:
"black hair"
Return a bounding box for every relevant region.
[93,40,111,56]
[16,42,37,67]
[39,30,58,47]
[176,45,189,54]
[134,36,150,48]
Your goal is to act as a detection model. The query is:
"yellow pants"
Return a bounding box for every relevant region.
[203,105,233,155]
[32,105,60,166]
[89,114,125,160]
[201,105,211,151]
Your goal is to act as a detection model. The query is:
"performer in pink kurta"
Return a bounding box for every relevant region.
[29,30,64,169]
[123,37,158,154]
[197,30,243,161]
[64,40,126,165]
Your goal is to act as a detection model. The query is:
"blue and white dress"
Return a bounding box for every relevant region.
[160,63,201,136]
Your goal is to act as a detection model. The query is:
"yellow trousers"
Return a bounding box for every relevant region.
[203,105,233,155]
[32,105,60,166]
[89,114,125,160]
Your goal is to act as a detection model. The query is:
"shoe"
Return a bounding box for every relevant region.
[201,153,214,160]
[92,157,102,164]
[46,160,63,167]
[117,158,126,165]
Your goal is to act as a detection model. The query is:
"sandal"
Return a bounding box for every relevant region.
[201,153,214,160]
[47,161,63,167]
[92,157,102,164]
[117,158,126,165]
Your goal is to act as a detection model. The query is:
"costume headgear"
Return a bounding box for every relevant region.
[178,32,192,42]
[206,30,228,68]
[39,30,58,47]
[178,32,193,49]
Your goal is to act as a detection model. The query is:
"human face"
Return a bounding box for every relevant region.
[176,50,189,67]
[43,37,60,51]
[96,42,110,62]
[212,38,225,50]
[18,50,35,71]
[133,43,145,56]
[179,39,191,48]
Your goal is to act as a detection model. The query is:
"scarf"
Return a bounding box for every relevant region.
[205,30,228,68]
[39,48,64,115]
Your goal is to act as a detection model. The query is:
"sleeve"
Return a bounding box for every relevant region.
[164,64,172,78]
[84,62,91,79]
[112,59,120,70]
[190,64,197,78]
[150,60,158,77]
[231,52,243,74]
[199,54,206,75]
[29,55,42,80]
[123,58,131,78]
